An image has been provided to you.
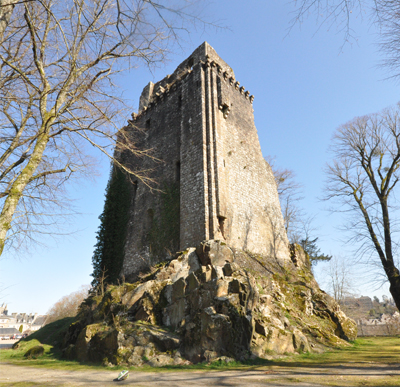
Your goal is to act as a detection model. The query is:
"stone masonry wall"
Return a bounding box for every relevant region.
[120,42,289,281]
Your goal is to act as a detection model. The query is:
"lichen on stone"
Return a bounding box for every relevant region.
[62,241,357,366]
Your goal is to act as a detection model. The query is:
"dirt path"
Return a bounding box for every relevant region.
[1,362,400,386]
[0,339,18,350]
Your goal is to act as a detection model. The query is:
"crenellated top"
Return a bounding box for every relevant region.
[203,55,254,104]
[130,42,254,124]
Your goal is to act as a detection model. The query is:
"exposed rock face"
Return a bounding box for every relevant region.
[62,241,356,366]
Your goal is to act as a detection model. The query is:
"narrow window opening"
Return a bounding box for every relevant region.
[131,181,138,211]
[187,57,194,70]
[178,95,182,109]
[132,180,138,195]
[146,208,154,252]
[145,118,151,130]
[176,161,181,182]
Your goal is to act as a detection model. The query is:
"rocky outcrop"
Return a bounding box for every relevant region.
[62,241,357,366]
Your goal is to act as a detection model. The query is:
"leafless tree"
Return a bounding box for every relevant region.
[267,158,331,267]
[290,0,369,44]
[325,103,400,310]
[46,284,90,324]
[0,0,214,257]
[324,255,355,304]
[290,0,400,77]
[266,157,305,242]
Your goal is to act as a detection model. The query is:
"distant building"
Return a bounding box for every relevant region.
[0,327,20,337]
[0,303,47,336]
[342,296,374,312]
[340,297,400,336]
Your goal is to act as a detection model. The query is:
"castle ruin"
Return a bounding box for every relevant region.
[120,42,289,280]
[68,47,358,362]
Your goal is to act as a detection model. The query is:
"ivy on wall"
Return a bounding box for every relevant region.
[148,182,180,259]
[91,165,131,287]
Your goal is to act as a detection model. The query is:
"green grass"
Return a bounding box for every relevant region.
[3,335,400,386]
[280,336,400,367]
[3,323,400,374]
[0,317,108,371]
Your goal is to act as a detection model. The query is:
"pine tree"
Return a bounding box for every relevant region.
[91,166,131,287]
[300,237,332,266]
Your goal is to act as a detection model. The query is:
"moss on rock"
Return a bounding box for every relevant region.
[24,345,44,359]
[62,241,357,366]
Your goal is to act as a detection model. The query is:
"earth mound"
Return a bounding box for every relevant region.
[61,241,356,366]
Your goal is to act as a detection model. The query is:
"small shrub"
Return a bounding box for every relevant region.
[24,345,44,359]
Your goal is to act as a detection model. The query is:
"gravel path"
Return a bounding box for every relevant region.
[1,362,400,386]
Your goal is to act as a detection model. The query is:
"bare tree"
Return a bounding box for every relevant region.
[325,103,400,310]
[0,0,213,256]
[290,0,400,77]
[290,0,369,43]
[267,157,332,266]
[266,157,304,242]
[46,284,90,324]
[324,255,355,304]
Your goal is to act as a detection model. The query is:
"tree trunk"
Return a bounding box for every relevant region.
[0,130,49,256]
[387,266,400,311]
[0,0,15,40]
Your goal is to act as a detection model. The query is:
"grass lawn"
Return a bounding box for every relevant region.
[283,336,400,366]
[1,334,400,386]
[2,333,400,371]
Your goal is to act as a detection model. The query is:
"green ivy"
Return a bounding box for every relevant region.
[91,166,131,287]
[148,182,180,258]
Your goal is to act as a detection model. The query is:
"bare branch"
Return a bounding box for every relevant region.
[325,102,400,310]
[0,0,215,255]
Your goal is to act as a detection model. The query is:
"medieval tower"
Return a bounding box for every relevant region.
[119,42,289,281]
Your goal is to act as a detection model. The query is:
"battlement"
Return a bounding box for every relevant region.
[134,42,253,120]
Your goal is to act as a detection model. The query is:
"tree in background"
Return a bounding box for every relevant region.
[300,237,332,266]
[290,0,400,77]
[46,285,90,324]
[0,0,214,257]
[268,157,331,265]
[325,103,400,310]
[267,157,304,242]
[325,255,355,304]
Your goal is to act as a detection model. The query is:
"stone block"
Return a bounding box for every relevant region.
[171,277,186,302]
[185,272,200,293]
[163,298,186,328]
[196,240,234,267]
[223,262,233,276]
[121,280,156,309]
[216,279,229,297]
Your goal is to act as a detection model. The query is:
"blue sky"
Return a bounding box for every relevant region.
[1,1,398,314]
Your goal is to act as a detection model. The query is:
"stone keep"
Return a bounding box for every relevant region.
[120,42,289,281]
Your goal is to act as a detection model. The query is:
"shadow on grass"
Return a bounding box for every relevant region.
[4,323,400,375]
